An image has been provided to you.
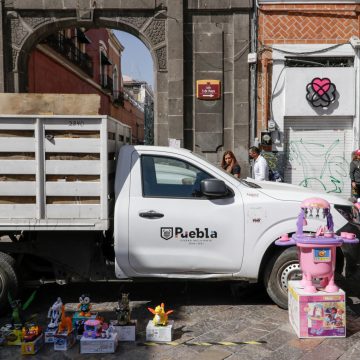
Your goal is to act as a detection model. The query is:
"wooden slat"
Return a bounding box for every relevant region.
[0,182,36,196]
[0,205,36,218]
[45,130,100,138]
[0,119,36,130]
[46,160,101,175]
[0,160,36,174]
[46,175,100,182]
[47,197,100,204]
[45,182,100,196]
[46,204,101,219]
[0,130,34,137]
[44,138,100,153]
[46,153,100,160]
[0,138,35,152]
[43,118,101,130]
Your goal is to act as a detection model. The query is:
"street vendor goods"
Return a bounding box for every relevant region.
[276,197,359,293]
[114,293,131,325]
[148,303,173,326]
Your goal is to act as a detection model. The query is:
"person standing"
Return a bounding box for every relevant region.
[221,150,241,178]
[350,149,360,200]
[249,146,269,181]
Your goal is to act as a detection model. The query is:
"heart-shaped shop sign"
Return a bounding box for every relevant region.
[312,78,330,96]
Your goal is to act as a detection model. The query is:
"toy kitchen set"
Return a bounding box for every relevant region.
[276,197,359,338]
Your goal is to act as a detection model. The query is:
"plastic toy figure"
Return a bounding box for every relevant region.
[47,297,63,330]
[148,303,173,326]
[114,293,131,325]
[57,305,73,335]
[8,290,36,327]
[78,294,92,317]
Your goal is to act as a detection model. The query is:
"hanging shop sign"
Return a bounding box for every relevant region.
[306,77,336,108]
[196,80,221,100]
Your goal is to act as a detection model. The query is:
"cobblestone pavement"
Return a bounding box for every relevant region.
[1,279,360,360]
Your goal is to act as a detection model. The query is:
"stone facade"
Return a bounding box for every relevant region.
[0,0,253,172]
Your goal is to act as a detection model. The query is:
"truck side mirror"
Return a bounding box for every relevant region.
[200,179,228,198]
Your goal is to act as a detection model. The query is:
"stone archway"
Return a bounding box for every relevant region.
[2,3,180,146]
[1,1,253,172]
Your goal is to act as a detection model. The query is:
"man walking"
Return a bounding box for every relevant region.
[249,146,269,181]
[350,149,360,200]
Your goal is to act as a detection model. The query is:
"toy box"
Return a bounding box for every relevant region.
[288,280,346,338]
[21,333,44,355]
[5,327,22,345]
[72,312,98,339]
[146,320,174,342]
[80,332,118,354]
[54,329,76,351]
[44,328,57,343]
[110,320,136,341]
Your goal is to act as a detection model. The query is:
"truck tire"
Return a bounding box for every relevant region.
[0,257,18,313]
[264,246,301,309]
[0,251,16,267]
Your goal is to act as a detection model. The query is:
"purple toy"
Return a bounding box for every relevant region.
[276,197,359,293]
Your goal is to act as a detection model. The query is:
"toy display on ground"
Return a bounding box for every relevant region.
[2,290,38,346]
[111,293,136,341]
[45,297,63,343]
[80,319,117,353]
[146,303,174,342]
[72,295,98,339]
[275,197,358,338]
[288,280,346,338]
[276,197,359,293]
[54,305,76,351]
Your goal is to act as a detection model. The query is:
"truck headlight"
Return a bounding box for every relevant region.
[334,204,360,224]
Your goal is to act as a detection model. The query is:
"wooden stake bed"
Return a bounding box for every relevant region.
[0,115,131,231]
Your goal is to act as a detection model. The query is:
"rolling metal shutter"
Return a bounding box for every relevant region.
[284,117,353,199]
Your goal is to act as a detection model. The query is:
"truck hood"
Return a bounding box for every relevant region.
[244,178,352,206]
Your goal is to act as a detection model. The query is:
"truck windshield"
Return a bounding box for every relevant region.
[190,151,262,188]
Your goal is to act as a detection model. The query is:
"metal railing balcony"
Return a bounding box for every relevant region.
[44,33,93,77]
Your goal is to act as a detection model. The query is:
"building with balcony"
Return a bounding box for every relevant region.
[27,27,144,144]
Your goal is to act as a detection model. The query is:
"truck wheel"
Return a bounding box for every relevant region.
[264,247,301,309]
[0,251,16,267]
[0,256,18,313]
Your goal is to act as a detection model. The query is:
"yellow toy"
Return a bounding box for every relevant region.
[147,303,173,326]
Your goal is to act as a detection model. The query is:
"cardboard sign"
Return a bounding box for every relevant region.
[196,80,221,100]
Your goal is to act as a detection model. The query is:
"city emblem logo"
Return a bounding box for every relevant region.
[161,227,173,240]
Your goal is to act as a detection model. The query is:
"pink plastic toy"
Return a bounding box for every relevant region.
[275,197,359,293]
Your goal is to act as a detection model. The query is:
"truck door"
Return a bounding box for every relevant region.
[128,150,244,275]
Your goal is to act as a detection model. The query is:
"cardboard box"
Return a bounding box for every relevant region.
[54,329,76,351]
[21,333,44,355]
[146,320,174,342]
[111,320,136,342]
[5,328,22,345]
[44,328,57,343]
[288,280,346,338]
[80,333,118,354]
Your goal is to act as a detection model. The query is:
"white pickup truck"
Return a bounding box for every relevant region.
[0,115,358,309]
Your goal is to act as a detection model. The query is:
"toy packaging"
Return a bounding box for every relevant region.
[80,332,118,354]
[21,333,44,355]
[146,320,174,342]
[54,329,76,351]
[288,280,346,338]
[4,327,22,346]
[110,320,136,342]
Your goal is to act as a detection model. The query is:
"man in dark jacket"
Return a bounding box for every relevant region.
[350,149,360,200]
